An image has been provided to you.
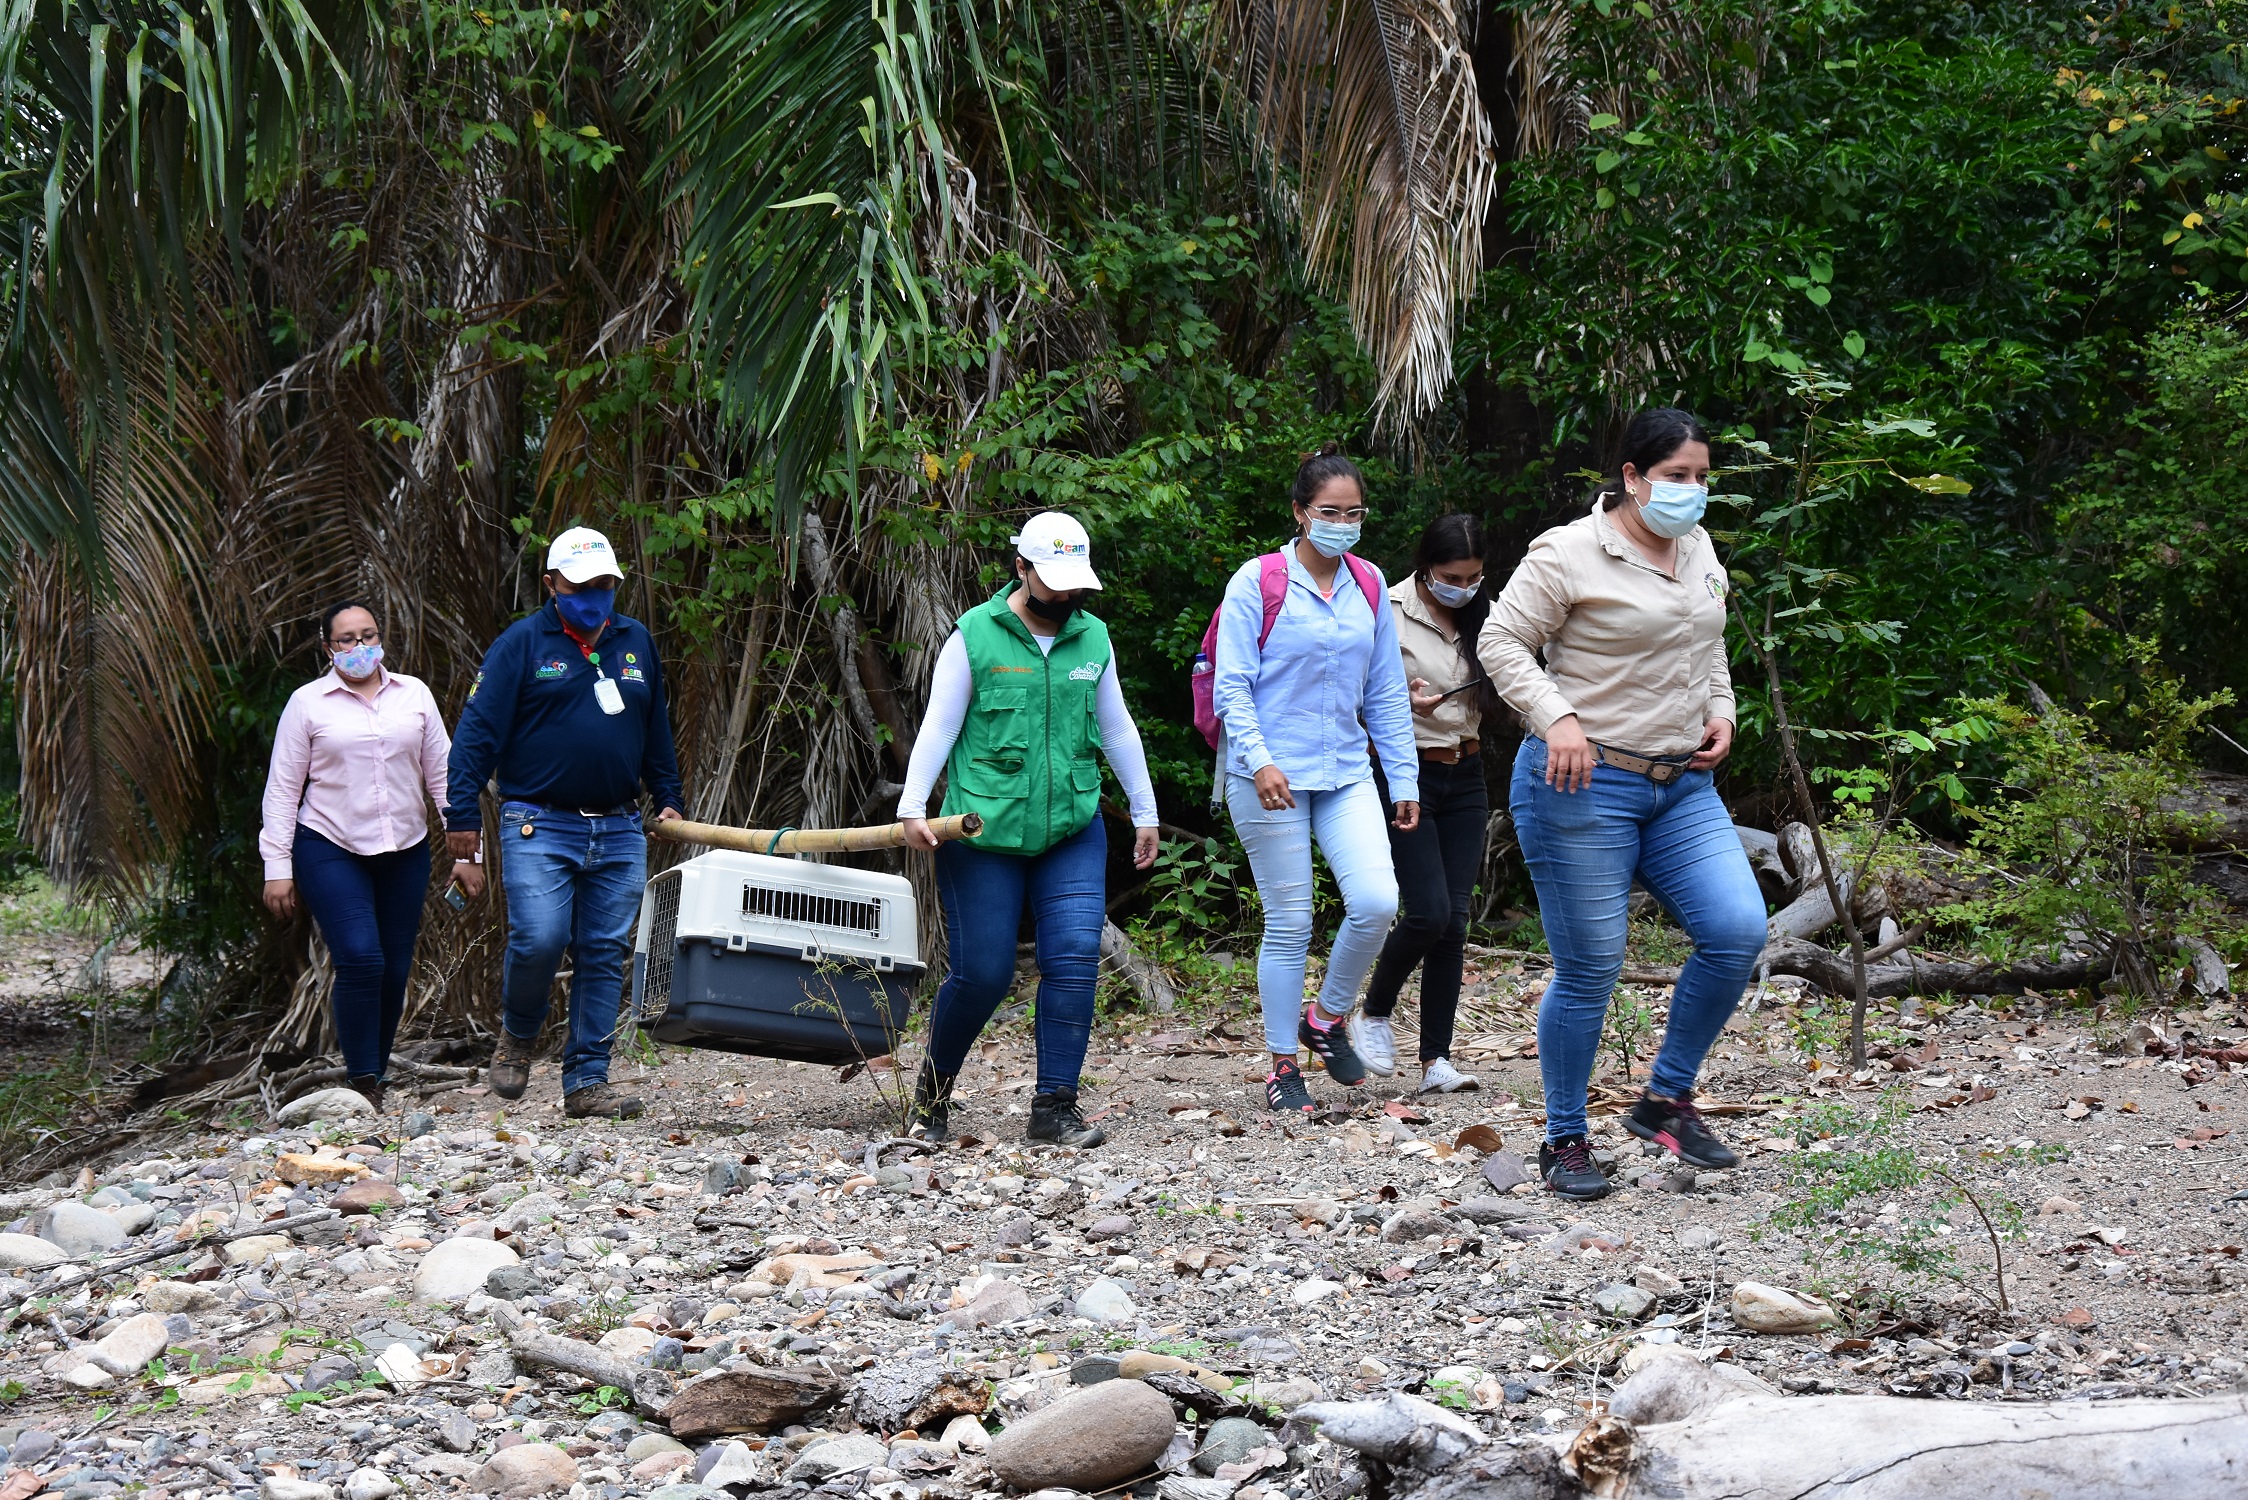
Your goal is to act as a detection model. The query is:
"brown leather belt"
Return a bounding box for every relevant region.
[1420,739,1481,765]
[1593,743,1692,784]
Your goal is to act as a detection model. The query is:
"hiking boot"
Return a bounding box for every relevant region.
[912,1061,958,1143]
[1266,1057,1316,1115]
[1027,1090,1107,1148]
[347,1074,387,1112]
[1540,1135,1611,1200]
[563,1083,645,1119]
[487,1031,535,1101]
[1624,1091,1741,1170]
[1350,1014,1399,1078]
[1299,1004,1368,1086]
[1417,1057,1480,1094]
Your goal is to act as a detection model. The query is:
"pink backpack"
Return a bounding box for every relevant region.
[1190,551,1384,749]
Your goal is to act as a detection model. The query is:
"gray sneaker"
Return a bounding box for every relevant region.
[1350,1014,1399,1078]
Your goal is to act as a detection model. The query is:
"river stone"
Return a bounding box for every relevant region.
[486,1265,542,1301]
[1088,1215,1134,1239]
[958,1279,1032,1329]
[261,1480,335,1500]
[1074,1278,1137,1324]
[332,1180,406,1216]
[1380,1208,1454,1244]
[84,1313,171,1376]
[144,1280,223,1315]
[784,1433,887,1484]
[1479,1152,1534,1193]
[988,1379,1177,1491]
[698,1441,768,1487]
[224,1235,291,1266]
[414,1237,520,1303]
[36,1201,128,1257]
[108,1202,156,1237]
[342,1470,398,1500]
[1191,1418,1268,1476]
[498,1192,566,1232]
[273,1087,376,1126]
[1592,1284,1655,1321]
[625,1434,690,1464]
[0,1234,67,1270]
[1729,1280,1840,1334]
[1453,1197,1539,1225]
[473,1443,578,1497]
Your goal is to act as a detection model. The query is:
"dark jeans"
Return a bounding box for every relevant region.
[926,816,1106,1096]
[498,802,647,1093]
[1365,753,1489,1062]
[292,826,430,1080]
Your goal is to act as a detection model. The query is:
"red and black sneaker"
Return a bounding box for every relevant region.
[1298,1004,1369,1086]
[1538,1135,1611,1200]
[1623,1091,1740,1170]
[1266,1057,1316,1115]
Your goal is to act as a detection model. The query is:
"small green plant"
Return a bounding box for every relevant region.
[1759,1095,2064,1313]
[1426,1376,1474,1411]
[0,1378,25,1405]
[1601,991,1654,1080]
[568,1385,631,1415]
[1137,834,1246,950]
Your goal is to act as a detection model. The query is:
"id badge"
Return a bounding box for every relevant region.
[594,677,626,716]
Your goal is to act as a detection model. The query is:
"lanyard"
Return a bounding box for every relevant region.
[559,618,608,676]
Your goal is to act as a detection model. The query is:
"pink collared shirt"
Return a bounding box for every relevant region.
[259,669,451,880]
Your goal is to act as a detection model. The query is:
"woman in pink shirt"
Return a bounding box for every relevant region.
[259,602,471,1108]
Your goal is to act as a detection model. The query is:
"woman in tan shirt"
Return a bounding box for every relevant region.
[1357,514,1495,1094]
[1476,408,1766,1201]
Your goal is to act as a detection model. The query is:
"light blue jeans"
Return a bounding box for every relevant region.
[1510,739,1766,1142]
[499,802,648,1093]
[1226,774,1400,1054]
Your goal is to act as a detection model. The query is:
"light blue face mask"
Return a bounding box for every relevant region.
[332,642,384,680]
[1424,575,1481,609]
[1640,480,1709,539]
[1305,518,1361,558]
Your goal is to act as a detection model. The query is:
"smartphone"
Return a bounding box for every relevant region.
[443,882,468,912]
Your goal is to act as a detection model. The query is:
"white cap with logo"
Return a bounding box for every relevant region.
[1011,511,1102,592]
[547,526,626,584]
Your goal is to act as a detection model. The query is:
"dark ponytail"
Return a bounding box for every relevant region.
[1412,513,1503,727]
[1291,443,1365,519]
[1594,407,1712,511]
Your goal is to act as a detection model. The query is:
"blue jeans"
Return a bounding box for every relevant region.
[1510,739,1766,1142]
[498,802,647,1093]
[926,815,1106,1096]
[1225,774,1400,1054]
[293,827,430,1079]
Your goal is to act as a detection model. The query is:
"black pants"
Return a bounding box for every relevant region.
[1366,752,1489,1062]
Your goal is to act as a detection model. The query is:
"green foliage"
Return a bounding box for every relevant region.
[567,1384,631,1415]
[1762,1095,2063,1313]
[1943,654,2236,992]
[1600,990,1653,1081]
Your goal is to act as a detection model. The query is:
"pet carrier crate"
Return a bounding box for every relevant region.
[630,849,922,1063]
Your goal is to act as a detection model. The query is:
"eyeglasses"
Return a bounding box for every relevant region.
[1307,505,1370,524]
[331,629,381,647]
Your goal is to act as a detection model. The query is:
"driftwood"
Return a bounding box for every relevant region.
[1347,1350,2248,1499]
[506,1324,677,1416]
[18,1208,342,1301]
[1760,937,2114,999]
[1101,920,1178,1012]
[654,813,981,856]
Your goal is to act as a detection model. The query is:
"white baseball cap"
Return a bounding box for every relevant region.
[546,526,625,584]
[1012,511,1102,592]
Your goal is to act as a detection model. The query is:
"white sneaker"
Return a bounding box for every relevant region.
[1350,1014,1399,1077]
[1419,1057,1480,1093]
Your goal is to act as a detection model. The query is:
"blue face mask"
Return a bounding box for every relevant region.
[556,587,615,633]
[1305,519,1361,558]
[1424,575,1481,609]
[1640,480,1708,539]
[332,642,384,680]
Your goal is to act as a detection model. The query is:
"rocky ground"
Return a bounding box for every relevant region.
[2,949,2245,1500]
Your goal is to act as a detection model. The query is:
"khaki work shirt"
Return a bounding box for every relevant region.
[1390,578,1482,752]
[1476,501,1736,757]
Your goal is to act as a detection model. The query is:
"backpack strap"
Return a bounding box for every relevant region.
[1255,553,1291,648]
[1341,553,1384,620]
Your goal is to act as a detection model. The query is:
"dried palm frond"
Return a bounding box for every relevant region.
[1198,0,1496,426]
[1511,4,1585,159]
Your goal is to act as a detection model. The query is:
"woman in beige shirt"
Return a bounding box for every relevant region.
[1356,514,1494,1094]
[1476,408,1766,1201]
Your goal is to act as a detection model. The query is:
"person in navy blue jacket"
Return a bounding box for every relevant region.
[445,527,684,1118]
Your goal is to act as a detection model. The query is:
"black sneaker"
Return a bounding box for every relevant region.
[1298,1006,1368,1086]
[1624,1092,1741,1170]
[1266,1057,1315,1115]
[1027,1090,1107,1148]
[912,1061,957,1143]
[1539,1135,1611,1200]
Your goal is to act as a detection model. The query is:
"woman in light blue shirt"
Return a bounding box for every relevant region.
[1213,450,1421,1114]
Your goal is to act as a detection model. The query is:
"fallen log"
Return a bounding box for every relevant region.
[1734,825,1793,906]
[1101,920,1178,1013]
[2162,769,2248,852]
[1351,1349,2248,1500]
[1760,937,2114,999]
[506,1325,677,1417]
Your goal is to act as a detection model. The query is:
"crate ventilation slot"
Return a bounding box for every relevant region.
[741,883,884,935]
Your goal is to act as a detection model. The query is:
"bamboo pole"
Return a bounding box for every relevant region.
[651,813,982,856]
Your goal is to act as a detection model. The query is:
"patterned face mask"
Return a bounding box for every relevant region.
[333,642,384,680]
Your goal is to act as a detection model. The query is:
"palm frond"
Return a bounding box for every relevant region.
[1198,0,1495,426]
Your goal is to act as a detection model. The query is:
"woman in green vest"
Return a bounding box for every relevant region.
[899,512,1162,1146]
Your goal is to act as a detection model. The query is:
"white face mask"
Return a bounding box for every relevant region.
[1424,575,1480,609]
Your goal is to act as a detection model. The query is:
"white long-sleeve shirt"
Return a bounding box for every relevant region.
[899,630,1159,827]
